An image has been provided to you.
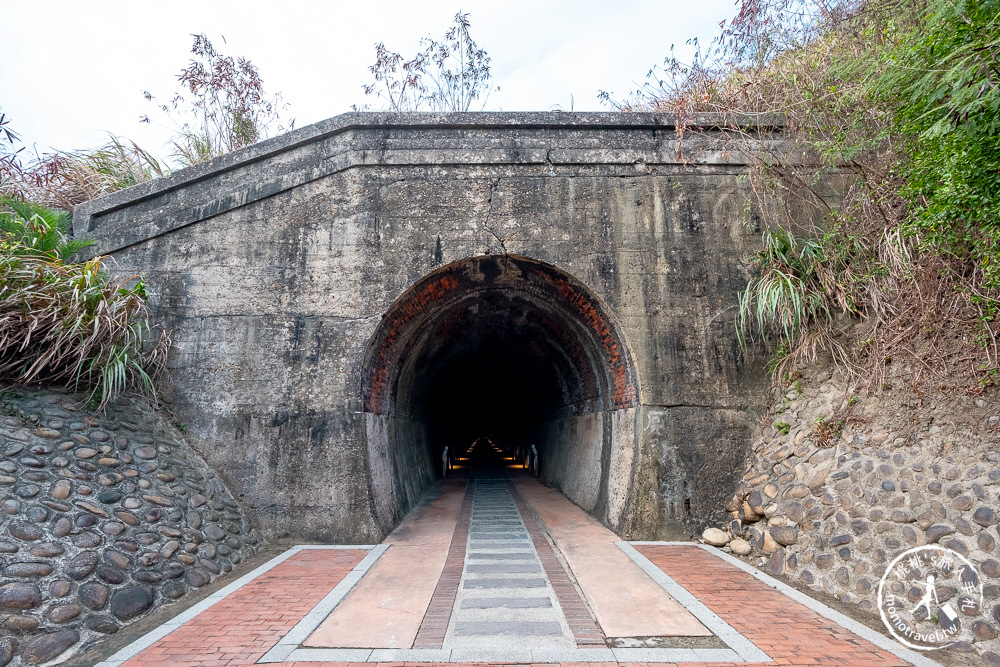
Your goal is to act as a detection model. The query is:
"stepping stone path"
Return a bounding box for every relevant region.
[444,474,575,649]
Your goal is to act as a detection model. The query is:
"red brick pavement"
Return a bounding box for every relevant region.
[117,544,914,667]
[635,544,910,667]
[122,549,367,667]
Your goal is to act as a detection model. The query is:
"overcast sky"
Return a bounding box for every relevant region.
[2,0,736,163]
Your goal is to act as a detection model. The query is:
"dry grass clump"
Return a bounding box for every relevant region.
[2,136,164,210]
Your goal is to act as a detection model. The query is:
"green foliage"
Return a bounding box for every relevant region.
[738,228,837,345]
[873,0,1000,287]
[0,196,91,260]
[0,200,166,409]
[609,0,1000,385]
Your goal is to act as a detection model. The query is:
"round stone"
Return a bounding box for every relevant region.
[135,571,163,584]
[72,531,102,548]
[52,518,72,538]
[926,524,956,543]
[134,446,157,460]
[980,532,997,553]
[75,448,98,459]
[101,521,126,536]
[66,551,99,580]
[49,604,82,623]
[97,566,126,585]
[2,615,39,631]
[952,495,974,511]
[104,551,130,570]
[110,586,154,621]
[1,500,19,515]
[204,524,227,541]
[729,538,752,555]
[4,562,54,578]
[21,630,80,663]
[80,582,109,610]
[49,580,72,597]
[26,506,48,523]
[97,489,123,504]
[702,528,730,546]
[162,580,186,599]
[974,507,997,526]
[160,540,180,558]
[8,522,43,541]
[30,542,65,558]
[164,563,185,579]
[770,526,799,546]
[973,620,999,641]
[185,567,212,588]
[85,615,120,634]
[199,558,220,574]
[0,582,42,610]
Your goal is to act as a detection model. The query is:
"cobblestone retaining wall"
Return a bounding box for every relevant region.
[0,389,262,666]
[703,365,1000,663]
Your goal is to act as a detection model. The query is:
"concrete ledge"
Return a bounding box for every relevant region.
[72,111,784,257]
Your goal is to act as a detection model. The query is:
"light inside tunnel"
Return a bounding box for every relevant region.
[362,255,639,535]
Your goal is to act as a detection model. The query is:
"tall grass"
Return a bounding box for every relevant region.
[4,136,164,210]
[0,198,167,409]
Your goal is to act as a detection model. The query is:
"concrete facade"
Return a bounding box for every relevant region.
[73,112,785,544]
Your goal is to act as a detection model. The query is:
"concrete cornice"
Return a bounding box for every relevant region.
[72,111,785,258]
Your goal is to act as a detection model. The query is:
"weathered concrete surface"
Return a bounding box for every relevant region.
[73,112,807,543]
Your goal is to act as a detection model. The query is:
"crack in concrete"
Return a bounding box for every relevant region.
[482,178,506,254]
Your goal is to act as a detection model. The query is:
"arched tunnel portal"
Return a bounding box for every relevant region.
[362,255,641,536]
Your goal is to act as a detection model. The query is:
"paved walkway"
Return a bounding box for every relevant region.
[94,456,940,667]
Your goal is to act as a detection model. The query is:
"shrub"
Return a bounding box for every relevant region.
[605,0,1000,388]
[143,34,293,166]
[0,198,166,408]
[356,11,495,112]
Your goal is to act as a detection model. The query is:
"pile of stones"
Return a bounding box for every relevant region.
[702,366,1000,664]
[0,389,261,666]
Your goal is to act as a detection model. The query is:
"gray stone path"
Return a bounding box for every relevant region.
[443,476,576,650]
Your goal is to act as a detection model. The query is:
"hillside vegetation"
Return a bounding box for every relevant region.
[606,0,1000,393]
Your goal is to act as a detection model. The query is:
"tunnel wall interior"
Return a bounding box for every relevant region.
[362,255,640,535]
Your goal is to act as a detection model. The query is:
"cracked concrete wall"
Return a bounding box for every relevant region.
[73,112,795,543]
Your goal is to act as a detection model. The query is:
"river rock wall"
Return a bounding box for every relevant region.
[0,388,262,666]
[702,363,1000,664]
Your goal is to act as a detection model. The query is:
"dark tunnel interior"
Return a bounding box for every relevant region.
[410,291,598,465]
[362,255,639,533]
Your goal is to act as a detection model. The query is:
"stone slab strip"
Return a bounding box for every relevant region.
[411,480,475,648]
[506,478,607,647]
[628,541,944,667]
[94,544,384,667]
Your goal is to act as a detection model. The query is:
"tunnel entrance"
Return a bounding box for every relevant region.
[362,255,640,537]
